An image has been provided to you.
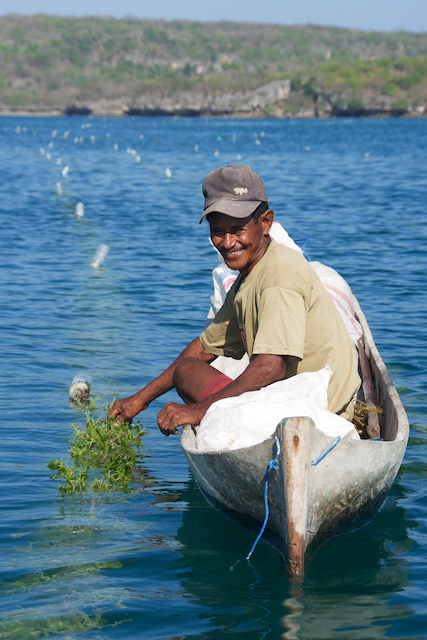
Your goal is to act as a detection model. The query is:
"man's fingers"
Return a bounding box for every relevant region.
[114,413,133,427]
[109,402,126,425]
[158,410,180,436]
[159,426,178,437]
[157,401,194,436]
[108,402,120,418]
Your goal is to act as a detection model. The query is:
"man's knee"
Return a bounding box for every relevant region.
[172,357,199,391]
[173,357,221,404]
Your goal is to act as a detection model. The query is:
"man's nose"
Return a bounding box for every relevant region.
[223,232,235,249]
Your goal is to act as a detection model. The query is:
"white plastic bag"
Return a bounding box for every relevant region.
[195,366,359,452]
[309,261,362,368]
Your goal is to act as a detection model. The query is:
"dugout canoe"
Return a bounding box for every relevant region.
[180,298,409,577]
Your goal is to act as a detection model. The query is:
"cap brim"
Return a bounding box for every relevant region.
[199,199,261,224]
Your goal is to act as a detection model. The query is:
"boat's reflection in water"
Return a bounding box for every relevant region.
[174,477,416,639]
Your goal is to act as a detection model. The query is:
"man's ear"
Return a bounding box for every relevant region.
[261,209,274,235]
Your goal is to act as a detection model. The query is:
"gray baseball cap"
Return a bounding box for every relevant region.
[200,164,267,223]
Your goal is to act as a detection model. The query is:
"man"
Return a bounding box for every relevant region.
[109,165,361,435]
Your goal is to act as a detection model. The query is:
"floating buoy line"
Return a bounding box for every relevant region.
[30,122,287,271]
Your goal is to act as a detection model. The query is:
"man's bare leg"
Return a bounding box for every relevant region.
[172,357,223,404]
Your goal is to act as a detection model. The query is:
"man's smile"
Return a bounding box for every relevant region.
[208,210,273,278]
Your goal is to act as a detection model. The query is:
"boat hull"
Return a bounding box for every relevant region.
[181,298,409,575]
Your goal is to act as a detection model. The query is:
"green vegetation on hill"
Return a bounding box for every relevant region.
[0,14,426,115]
[292,56,427,112]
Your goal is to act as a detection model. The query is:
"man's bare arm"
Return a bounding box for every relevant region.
[108,337,215,423]
[157,353,288,435]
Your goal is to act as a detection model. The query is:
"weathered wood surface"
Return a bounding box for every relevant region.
[283,418,310,578]
[357,339,381,438]
[181,297,409,575]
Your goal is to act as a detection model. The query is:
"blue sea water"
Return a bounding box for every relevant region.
[0,115,426,640]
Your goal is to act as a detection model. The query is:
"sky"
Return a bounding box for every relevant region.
[0,0,425,33]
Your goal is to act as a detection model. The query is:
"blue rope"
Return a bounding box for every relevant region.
[311,435,341,466]
[294,238,308,250]
[294,238,312,262]
[246,436,281,561]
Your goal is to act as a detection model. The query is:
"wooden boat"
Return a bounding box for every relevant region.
[180,297,409,577]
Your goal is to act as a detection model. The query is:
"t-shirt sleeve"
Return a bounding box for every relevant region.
[251,286,306,359]
[200,292,245,359]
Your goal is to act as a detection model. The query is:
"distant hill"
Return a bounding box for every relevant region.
[0,14,426,117]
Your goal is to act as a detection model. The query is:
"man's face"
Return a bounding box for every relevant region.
[209,211,272,277]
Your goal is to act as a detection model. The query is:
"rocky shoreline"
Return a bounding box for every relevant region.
[1,17,426,122]
[1,80,425,119]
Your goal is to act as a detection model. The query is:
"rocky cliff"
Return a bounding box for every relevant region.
[0,15,426,117]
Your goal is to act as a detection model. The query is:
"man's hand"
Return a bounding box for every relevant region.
[157,402,202,437]
[109,395,147,425]
[107,338,214,427]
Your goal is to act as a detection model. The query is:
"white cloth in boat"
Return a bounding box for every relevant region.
[195,365,360,452]
[310,261,362,368]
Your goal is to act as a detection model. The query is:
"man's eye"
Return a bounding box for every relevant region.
[211,228,245,237]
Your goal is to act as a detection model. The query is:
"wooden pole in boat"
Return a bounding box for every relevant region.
[357,340,381,439]
[282,417,311,579]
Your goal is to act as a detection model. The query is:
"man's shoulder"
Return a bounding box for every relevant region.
[256,240,313,286]
[268,240,307,265]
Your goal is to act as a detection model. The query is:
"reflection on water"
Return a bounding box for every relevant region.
[0,459,420,640]
[281,594,304,640]
[5,475,415,639]
[173,479,416,639]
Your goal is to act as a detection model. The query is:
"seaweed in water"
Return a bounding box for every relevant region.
[48,398,145,496]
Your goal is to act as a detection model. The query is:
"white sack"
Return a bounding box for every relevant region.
[213,353,249,379]
[309,261,362,369]
[309,261,362,345]
[195,366,359,452]
[270,221,304,255]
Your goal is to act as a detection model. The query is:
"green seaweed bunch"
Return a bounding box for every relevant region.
[69,391,100,412]
[48,407,145,496]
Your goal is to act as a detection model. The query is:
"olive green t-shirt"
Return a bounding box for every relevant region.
[200,239,361,415]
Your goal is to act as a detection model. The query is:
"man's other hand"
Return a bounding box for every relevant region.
[157,402,201,437]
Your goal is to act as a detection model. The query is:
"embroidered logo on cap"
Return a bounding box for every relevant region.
[234,187,248,195]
